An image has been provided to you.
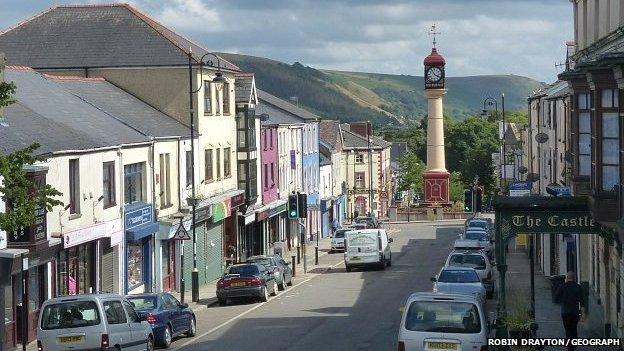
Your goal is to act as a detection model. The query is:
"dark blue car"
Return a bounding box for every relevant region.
[126,293,196,348]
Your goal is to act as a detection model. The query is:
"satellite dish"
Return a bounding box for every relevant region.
[535,132,549,144]
[519,166,528,174]
[527,173,540,182]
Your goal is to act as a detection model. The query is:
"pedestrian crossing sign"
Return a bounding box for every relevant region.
[173,223,191,240]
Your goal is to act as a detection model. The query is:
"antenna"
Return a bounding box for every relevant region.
[429,24,441,48]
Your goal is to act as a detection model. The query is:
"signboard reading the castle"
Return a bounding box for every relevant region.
[505,212,601,234]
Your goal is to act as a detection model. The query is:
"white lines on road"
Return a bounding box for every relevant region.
[179,259,346,349]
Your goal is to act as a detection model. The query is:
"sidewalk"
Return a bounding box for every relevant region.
[170,236,334,312]
[505,242,618,350]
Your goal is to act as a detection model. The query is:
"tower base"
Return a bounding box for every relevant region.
[423,170,451,207]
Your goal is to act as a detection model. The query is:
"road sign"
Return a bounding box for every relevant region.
[173,223,191,240]
[509,181,532,197]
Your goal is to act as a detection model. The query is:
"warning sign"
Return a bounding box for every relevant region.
[173,223,190,240]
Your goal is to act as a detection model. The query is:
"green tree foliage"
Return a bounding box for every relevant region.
[397,152,426,194]
[449,171,465,202]
[0,82,63,233]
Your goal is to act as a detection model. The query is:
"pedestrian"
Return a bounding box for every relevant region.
[331,218,339,235]
[554,271,586,351]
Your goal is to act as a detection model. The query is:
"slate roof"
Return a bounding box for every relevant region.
[319,120,342,152]
[0,4,238,71]
[257,89,320,126]
[339,124,391,150]
[235,73,255,104]
[319,151,331,166]
[390,142,408,162]
[0,67,188,156]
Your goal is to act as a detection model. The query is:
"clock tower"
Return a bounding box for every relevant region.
[422,32,450,206]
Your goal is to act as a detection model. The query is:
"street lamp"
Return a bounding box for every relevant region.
[187,48,226,302]
[481,94,506,193]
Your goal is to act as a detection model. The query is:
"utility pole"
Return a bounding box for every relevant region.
[367,122,374,216]
[188,51,199,303]
[472,175,479,218]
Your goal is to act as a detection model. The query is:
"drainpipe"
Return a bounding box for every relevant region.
[149,137,156,293]
[117,147,125,294]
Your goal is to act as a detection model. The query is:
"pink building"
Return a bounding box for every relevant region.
[260,125,279,204]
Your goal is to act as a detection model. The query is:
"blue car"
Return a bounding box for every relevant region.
[126,293,196,348]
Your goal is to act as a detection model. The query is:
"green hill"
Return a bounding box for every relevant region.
[221,53,543,125]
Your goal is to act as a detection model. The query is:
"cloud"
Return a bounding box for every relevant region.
[0,0,573,82]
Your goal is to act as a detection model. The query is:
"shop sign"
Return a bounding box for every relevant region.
[64,222,107,248]
[509,181,532,197]
[256,208,269,221]
[195,206,212,223]
[108,219,124,247]
[125,203,154,230]
[499,211,602,243]
[212,199,232,223]
[231,193,245,208]
[269,203,287,218]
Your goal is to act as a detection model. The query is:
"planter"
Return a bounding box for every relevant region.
[508,329,531,339]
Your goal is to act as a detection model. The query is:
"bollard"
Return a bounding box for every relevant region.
[315,246,319,265]
[291,255,296,277]
[297,245,301,264]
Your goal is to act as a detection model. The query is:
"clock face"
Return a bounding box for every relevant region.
[427,66,443,83]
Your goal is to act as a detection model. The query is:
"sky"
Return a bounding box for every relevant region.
[0,0,573,82]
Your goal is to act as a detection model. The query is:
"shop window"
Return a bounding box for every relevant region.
[205,149,214,182]
[204,81,212,115]
[103,301,127,324]
[124,162,146,204]
[224,147,231,178]
[216,148,221,179]
[127,242,144,290]
[28,266,40,312]
[223,82,230,115]
[159,154,171,208]
[185,151,192,188]
[102,161,116,208]
[4,283,12,328]
[69,159,80,214]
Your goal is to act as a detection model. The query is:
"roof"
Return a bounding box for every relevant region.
[257,89,320,125]
[424,47,445,66]
[319,150,331,166]
[319,120,342,151]
[390,142,407,162]
[234,73,257,104]
[0,4,238,71]
[339,124,391,150]
[0,67,188,155]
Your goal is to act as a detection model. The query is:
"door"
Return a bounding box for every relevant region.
[164,294,188,333]
[122,300,147,351]
[161,294,181,334]
[162,240,176,292]
[102,300,133,349]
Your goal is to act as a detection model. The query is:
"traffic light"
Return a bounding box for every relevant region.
[288,194,298,219]
[464,189,473,212]
[475,187,483,213]
[297,192,308,218]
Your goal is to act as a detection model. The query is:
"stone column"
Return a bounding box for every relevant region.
[423,89,450,205]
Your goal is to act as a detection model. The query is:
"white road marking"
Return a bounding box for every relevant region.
[179,259,345,348]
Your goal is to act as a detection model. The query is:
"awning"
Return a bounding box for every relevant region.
[126,222,159,241]
[0,248,29,259]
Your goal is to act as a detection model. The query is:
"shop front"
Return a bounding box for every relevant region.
[238,208,257,262]
[256,200,287,256]
[124,202,159,294]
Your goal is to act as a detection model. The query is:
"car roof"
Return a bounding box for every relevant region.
[449,250,487,257]
[345,228,385,234]
[454,239,481,246]
[248,255,274,260]
[441,266,477,272]
[406,292,481,304]
[43,293,123,303]
[125,293,161,298]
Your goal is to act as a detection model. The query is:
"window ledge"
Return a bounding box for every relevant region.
[103,203,116,210]
[69,213,82,220]
[160,204,174,210]
[224,175,232,179]
[204,179,214,184]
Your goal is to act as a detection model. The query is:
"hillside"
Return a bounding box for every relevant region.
[220,53,543,125]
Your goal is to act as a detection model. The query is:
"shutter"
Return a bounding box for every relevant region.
[205,222,223,282]
[182,234,194,293]
[101,241,118,294]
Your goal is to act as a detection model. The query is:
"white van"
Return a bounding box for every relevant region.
[344,229,392,271]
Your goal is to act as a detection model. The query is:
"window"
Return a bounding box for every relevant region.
[355,154,364,163]
[224,147,231,177]
[103,300,127,325]
[127,242,144,289]
[264,163,269,190]
[41,301,101,330]
[269,129,274,149]
[124,162,145,204]
[270,162,275,187]
[122,301,140,323]
[216,87,221,115]
[205,149,214,182]
[355,172,365,188]
[577,93,591,176]
[204,81,212,115]
[216,148,221,179]
[69,159,80,214]
[602,89,619,108]
[102,161,115,208]
[186,151,193,187]
[600,89,619,191]
[404,301,481,334]
[223,82,230,114]
[159,154,171,208]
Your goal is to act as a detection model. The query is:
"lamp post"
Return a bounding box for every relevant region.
[187,48,226,302]
[367,122,374,216]
[481,95,506,193]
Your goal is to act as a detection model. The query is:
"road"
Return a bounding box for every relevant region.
[173,221,467,351]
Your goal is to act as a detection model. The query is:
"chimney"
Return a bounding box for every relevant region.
[349,122,373,137]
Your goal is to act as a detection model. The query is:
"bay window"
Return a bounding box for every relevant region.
[577,93,591,176]
[600,89,619,191]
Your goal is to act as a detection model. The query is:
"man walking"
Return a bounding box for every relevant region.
[555,271,586,351]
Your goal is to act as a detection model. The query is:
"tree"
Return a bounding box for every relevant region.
[397,152,426,195]
[449,171,465,202]
[460,144,497,194]
[0,82,63,234]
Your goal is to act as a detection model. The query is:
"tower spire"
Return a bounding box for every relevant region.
[429,24,441,48]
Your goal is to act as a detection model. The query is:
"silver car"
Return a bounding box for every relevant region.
[431,267,486,305]
[445,250,494,298]
[463,229,493,259]
[38,293,154,351]
[330,229,348,252]
[398,292,489,351]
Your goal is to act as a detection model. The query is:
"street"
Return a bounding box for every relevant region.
[173,221,468,351]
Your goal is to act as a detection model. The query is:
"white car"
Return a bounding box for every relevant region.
[344,228,393,271]
[445,250,494,298]
[463,229,493,259]
[431,267,486,305]
[398,292,489,351]
[330,229,348,252]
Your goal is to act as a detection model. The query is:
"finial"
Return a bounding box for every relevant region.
[429,24,441,48]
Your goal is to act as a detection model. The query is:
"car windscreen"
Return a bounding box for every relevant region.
[347,232,377,247]
[247,258,273,267]
[448,254,486,270]
[127,296,157,310]
[405,301,481,333]
[465,231,488,241]
[334,231,346,238]
[228,265,260,276]
[468,221,487,229]
[41,300,101,330]
[438,270,480,283]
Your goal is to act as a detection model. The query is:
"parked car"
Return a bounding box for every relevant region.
[453,239,483,253]
[431,267,486,305]
[331,228,349,252]
[354,216,380,229]
[463,229,493,259]
[445,251,494,298]
[344,228,392,271]
[216,263,277,306]
[38,293,154,351]
[246,255,293,290]
[397,292,489,351]
[126,293,196,348]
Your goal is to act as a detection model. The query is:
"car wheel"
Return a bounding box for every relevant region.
[186,316,197,337]
[162,325,172,348]
[271,280,278,296]
[260,285,269,302]
[218,298,227,306]
[345,265,352,272]
[387,253,392,267]
[287,274,293,286]
[278,275,285,291]
[146,335,154,351]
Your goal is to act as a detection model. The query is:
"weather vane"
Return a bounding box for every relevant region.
[429,24,441,48]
